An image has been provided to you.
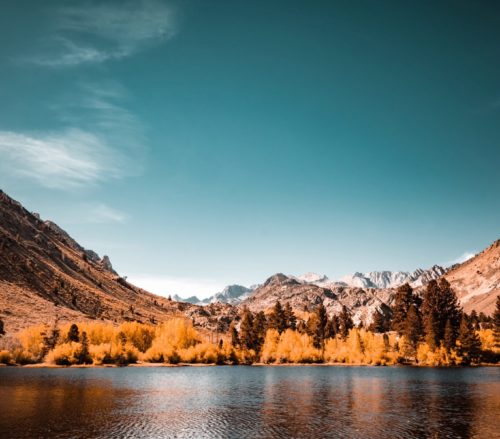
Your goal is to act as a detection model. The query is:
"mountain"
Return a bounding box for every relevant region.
[243,273,393,325]
[444,240,499,314]
[294,272,329,284]
[174,284,254,306]
[0,190,236,334]
[337,266,446,289]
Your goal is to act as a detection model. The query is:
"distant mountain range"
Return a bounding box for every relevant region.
[174,265,447,305]
[0,188,497,335]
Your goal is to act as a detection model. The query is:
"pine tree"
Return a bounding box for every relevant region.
[252,311,267,353]
[443,319,455,351]
[391,283,415,334]
[469,310,480,330]
[284,303,297,330]
[369,309,389,333]
[77,331,92,365]
[239,309,255,350]
[421,279,461,347]
[325,317,337,339]
[494,296,500,349]
[403,303,422,357]
[338,306,354,340]
[67,323,80,342]
[230,324,240,348]
[268,301,287,333]
[457,315,482,365]
[424,311,438,350]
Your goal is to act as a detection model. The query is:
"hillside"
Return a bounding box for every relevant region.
[445,240,499,314]
[0,190,236,334]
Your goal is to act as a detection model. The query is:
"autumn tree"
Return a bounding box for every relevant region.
[67,323,80,342]
[338,306,354,340]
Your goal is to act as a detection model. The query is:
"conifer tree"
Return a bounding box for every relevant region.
[230,324,240,348]
[284,303,297,330]
[443,319,455,351]
[403,303,422,357]
[77,331,92,365]
[338,306,354,340]
[268,301,287,333]
[457,315,482,365]
[325,316,337,339]
[494,296,500,349]
[252,311,267,353]
[67,323,80,342]
[424,311,438,350]
[421,279,461,346]
[391,283,415,334]
[239,309,255,350]
[369,309,389,333]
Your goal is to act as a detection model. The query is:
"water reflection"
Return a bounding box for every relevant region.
[0,366,498,438]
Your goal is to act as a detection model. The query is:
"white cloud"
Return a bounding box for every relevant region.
[446,251,476,267]
[89,203,128,224]
[27,0,177,67]
[127,274,225,299]
[0,128,130,188]
[0,81,146,190]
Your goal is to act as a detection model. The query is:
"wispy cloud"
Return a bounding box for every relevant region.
[445,251,476,267]
[126,274,226,299]
[0,81,145,189]
[26,0,176,67]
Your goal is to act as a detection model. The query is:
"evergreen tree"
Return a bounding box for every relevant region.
[391,283,415,334]
[469,310,480,330]
[77,331,92,365]
[307,303,328,349]
[268,301,287,333]
[230,324,240,348]
[284,303,297,330]
[67,323,80,342]
[494,296,500,349]
[252,311,267,353]
[369,309,389,333]
[457,315,482,365]
[403,303,422,357]
[421,279,461,346]
[443,319,456,351]
[338,306,354,340]
[239,309,255,350]
[424,311,438,350]
[325,316,337,339]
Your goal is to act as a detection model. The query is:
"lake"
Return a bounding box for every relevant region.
[0,366,499,438]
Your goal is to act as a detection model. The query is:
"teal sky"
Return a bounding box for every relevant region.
[1,0,499,298]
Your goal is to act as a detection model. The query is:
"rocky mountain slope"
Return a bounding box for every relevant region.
[243,273,393,325]
[0,190,236,334]
[445,240,499,314]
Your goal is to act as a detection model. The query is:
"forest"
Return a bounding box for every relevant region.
[1,280,499,367]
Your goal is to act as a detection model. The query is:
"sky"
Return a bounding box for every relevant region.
[0,0,499,298]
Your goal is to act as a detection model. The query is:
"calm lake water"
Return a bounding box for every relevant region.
[0,366,499,439]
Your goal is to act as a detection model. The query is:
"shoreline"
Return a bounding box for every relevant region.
[1,362,498,369]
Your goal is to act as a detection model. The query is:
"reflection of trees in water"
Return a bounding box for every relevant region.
[0,372,126,438]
